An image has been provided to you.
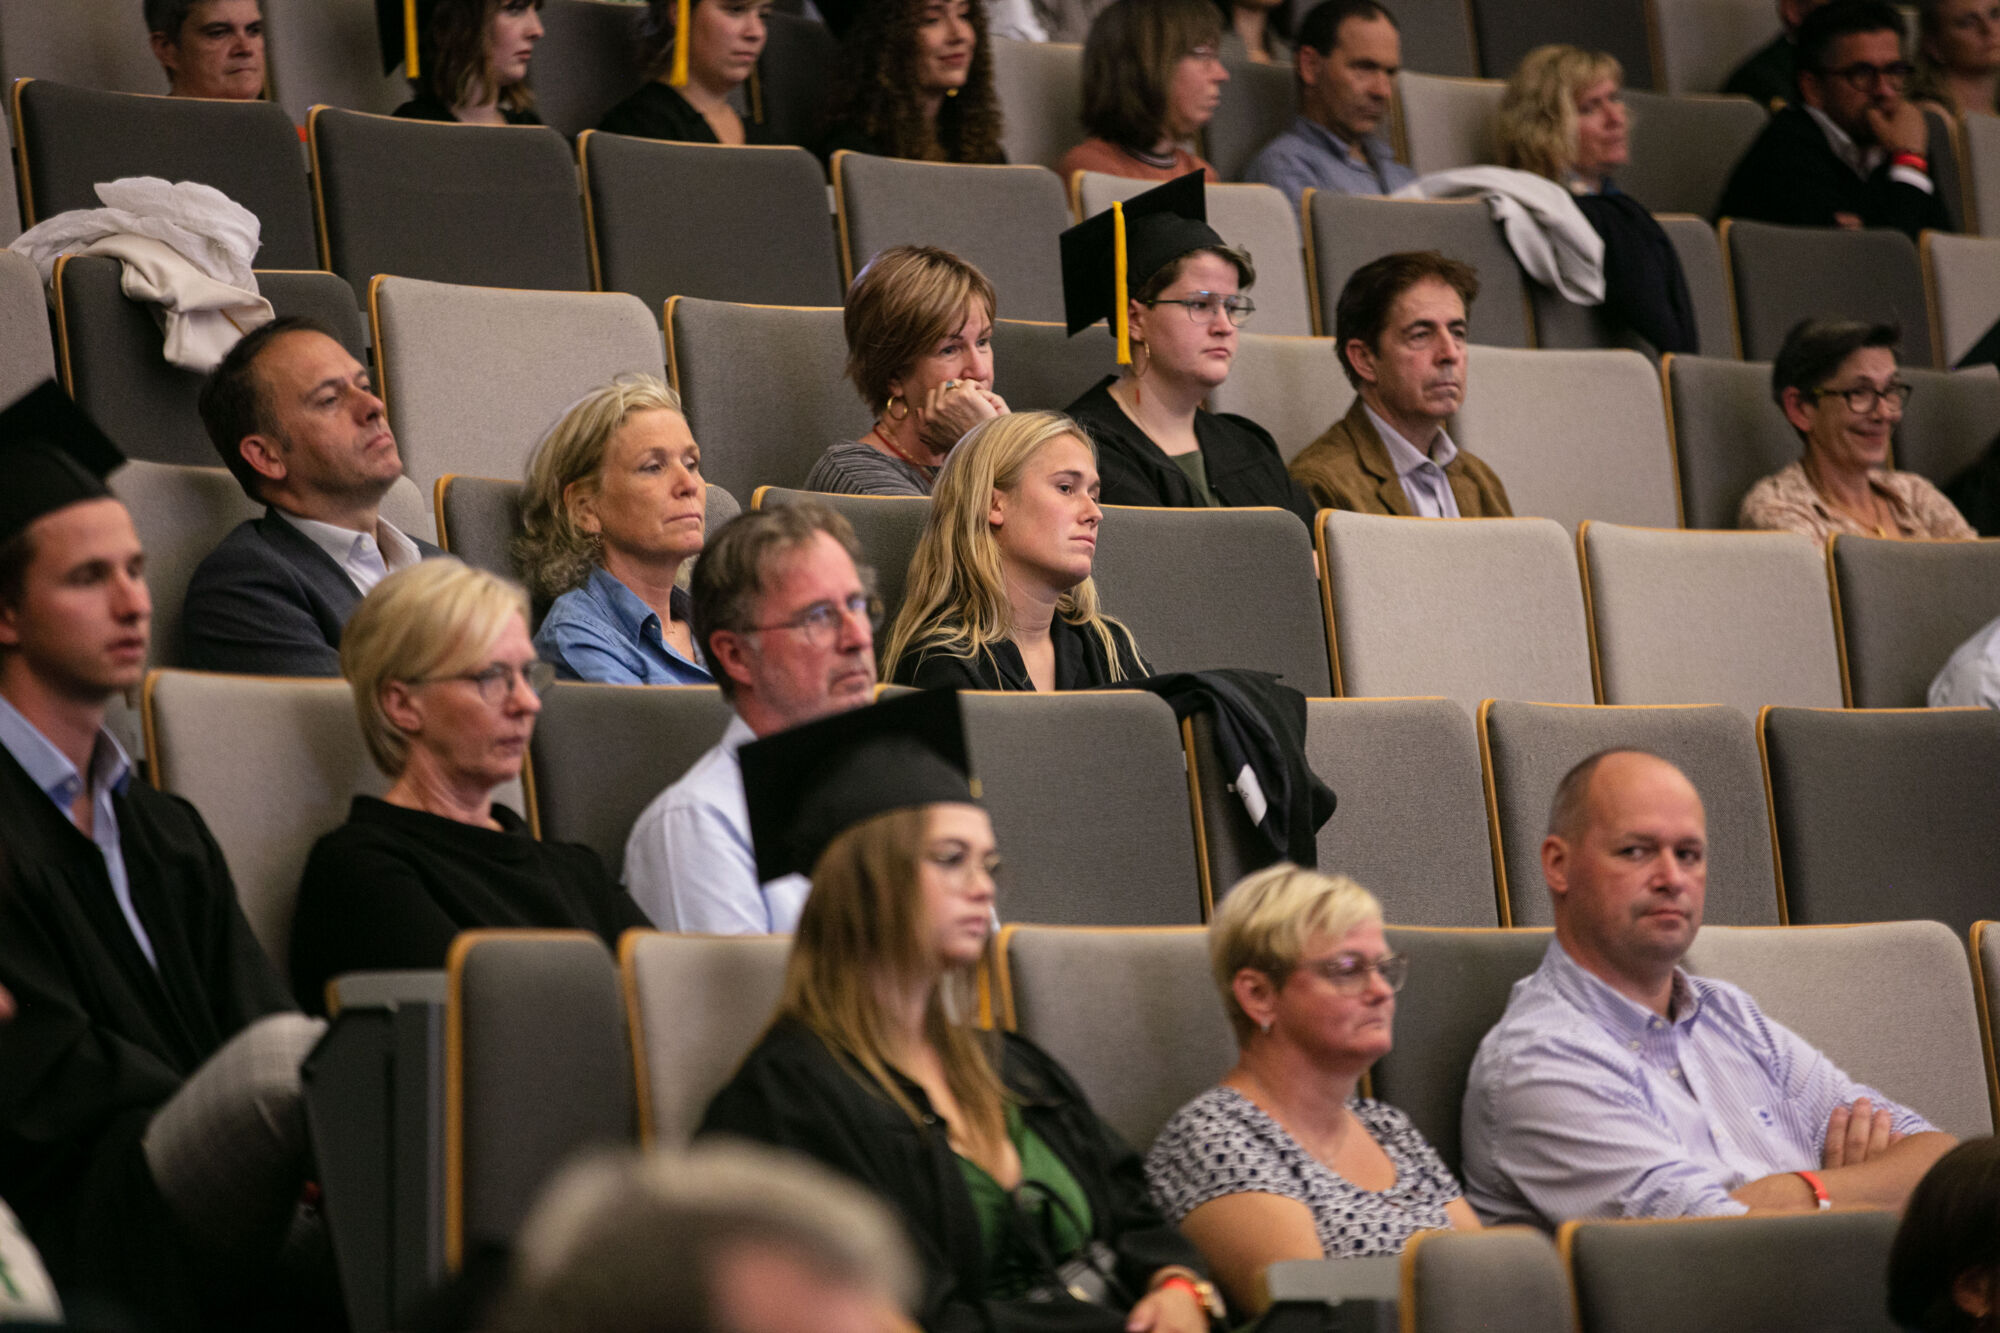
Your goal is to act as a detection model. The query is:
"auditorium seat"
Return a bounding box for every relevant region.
[0,6,160,97]
[1472,0,1654,85]
[530,0,649,139]
[1206,333,1356,461]
[621,931,790,1146]
[1304,192,1530,346]
[1649,0,1781,94]
[1971,920,2000,1105]
[1894,363,2000,491]
[990,38,1084,174]
[1720,219,1934,365]
[1965,109,2000,237]
[752,488,928,627]
[753,12,840,150]
[1404,1228,1573,1333]
[1205,56,1297,183]
[1922,231,2000,367]
[1661,353,1796,528]
[112,462,260,668]
[1830,533,2000,707]
[1526,215,1734,359]
[0,250,53,406]
[1477,700,1779,927]
[1618,92,1767,218]
[1579,522,1845,715]
[1383,0,1480,78]
[1390,72,1502,175]
[991,318,1118,414]
[264,0,407,121]
[1931,107,1970,235]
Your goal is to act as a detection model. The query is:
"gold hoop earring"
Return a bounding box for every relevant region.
[885,394,910,421]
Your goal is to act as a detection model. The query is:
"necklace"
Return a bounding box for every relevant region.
[1805,460,1892,537]
[868,425,937,473]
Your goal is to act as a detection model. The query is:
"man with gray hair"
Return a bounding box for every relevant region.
[146,0,266,100]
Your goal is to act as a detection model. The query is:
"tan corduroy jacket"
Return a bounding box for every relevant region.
[1288,399,1514,518]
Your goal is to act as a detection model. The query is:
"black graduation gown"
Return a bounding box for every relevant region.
[598,82,776,144]
[0,746,293,1327]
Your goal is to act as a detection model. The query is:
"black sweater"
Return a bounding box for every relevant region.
[1715,103,1951,241]
[893,615,1150,692]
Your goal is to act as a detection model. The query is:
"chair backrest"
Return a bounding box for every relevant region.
[1923,231,2000,367]
[581,135,843,310]
[1403,1228,1574,1333]
[990,38,1085,174]
[753,489,930,629]
[56,258,368,469]
[1657,215,1737,359]
[0,251,53,406]
[1618,92,1768,217]
[530,0,649,139]
[964,691,1205,924]
[754,11,841,149]
[11,79,318,269]
[1831,534,2000,707]
[1896,363,2000,490]
[264,0,409,121]
[1973,920,2000,1119]
[112,462,262,669]
[1206,333,1355,463]
[666,298,859,502]
[1650,0,1783,93]
[1391,73,1503,175]
[308,108,591,293]
[1663,353,1798,529]
[1205,56,1299,183]
[1722,219,1934,366]
[1562,1211,1903,1333]
[371,276,663,494]
[621,931,790,1146]
[1451,346,1681,531]
[1930,107,1969,234]
[1478,700,1779,927]
[1472,0,1655,84]
[1380,0,1480,78]
[1305,193,1531,347]
[1091,504,1333,694]
[1580,522,1845,715]
[528,684,737,881]
[446,931,635,1266]
[1318,511,1595,709]
[991,318,1116,413]
[1967,109,2000,237]
[834,154,1071,322]
[1760,706,2000,941]
[0,6,162,95]
[996,925,1234,1150]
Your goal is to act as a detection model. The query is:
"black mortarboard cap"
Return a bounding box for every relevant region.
[740,689,979,883]
[0,381,125,546]
[1059,171,1221,361]
[376,0,433,77]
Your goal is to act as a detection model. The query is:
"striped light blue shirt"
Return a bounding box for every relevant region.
[1462,939,1934,1229]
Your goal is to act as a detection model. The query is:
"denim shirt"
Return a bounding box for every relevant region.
[534,567,712,686]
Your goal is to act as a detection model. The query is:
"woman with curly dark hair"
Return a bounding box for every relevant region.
[392,0,546,126]
[817,0,1006,166]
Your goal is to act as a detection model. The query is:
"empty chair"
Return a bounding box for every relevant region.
[1207,333,1356,462]
[1391,73,1502,175]
[1650,0,1783,94]
[0,250,53,406]
[752,489,928,626]
[833,154,1070,322]
[1580,521,1844,714]
[1206,56,1298,183]
[264,0,407,121]
[1968,109,2000,237]
[1895,363,2000,491]
[622,931,790,1146]
[1451,347,1680,531]
[530,0,649,139]
[11,79,318,269]
[1831,533,2000,706]
[1721,220,1933,365]
[1663,354,1797,528]
[1305,193,1530,346]
[1478,700,1779,927]
[308,108,592,293]
[1618,92,1768,218]
[1760,706,2000,935]
[990,38,1084,173]
[581,135,843,309]
[1472,0,1654,86]
[1923,232,2000,367]
[1318,511,1595,709]
[1402,1228,1574,1333]
[991,318,1115,413]
[754,11,840,150]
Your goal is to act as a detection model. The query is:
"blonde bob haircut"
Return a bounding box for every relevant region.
[882,411,1140,682]
[516,375,689,603]
[1495,44,1624,183]
[844,246,999,413]
[339,558,531,777]
[1209,863,1385,1043]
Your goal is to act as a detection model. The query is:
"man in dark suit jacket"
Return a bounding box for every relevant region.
[184,317,439,674]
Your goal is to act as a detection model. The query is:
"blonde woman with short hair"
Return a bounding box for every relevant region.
[1146,864,1478,1315]
[289,559,649,1013]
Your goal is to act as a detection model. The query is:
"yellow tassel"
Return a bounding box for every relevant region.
[404,0,421,76]
[1113,200,1130,366]
[669,0,692,87]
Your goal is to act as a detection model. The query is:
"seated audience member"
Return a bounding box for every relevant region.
[701,689,1223,1333]
[818,0,1005,165]
[0,383,324,1327]
[1147,865,1476,1315]
[1716,0,1951,240]
[884,412,1146,690]
[1914,0,2000,116]
[186,317,440,675]
[1724,0,1833,107]
[147,0,266,100]
[806,247,1009,497]
[1058,0,1228,183]
[1739,319,1974,541]
[1061,173,1316,520]
[624,503,877,933]
[493,1143,916,1333]
[1288,252,1511,517]
[392,0,546,126]
[1497,45,1699,355]
[1929,613,2000,708]
[1888,1136,2000,1333]
[290,560,650,1012]
[1463,748,1956,1228]
[600,0,775,144]
[519,376,713,685]
[1245,0,1414,214]
[1220,0,1290,64]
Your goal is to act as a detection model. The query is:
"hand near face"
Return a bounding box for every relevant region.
[1822,1097,1903,1168]
[915,381,1008,454]
[1124,1285,1208,1333]
[1866,98,1929,156]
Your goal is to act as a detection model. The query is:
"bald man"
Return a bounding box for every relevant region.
[1460,749,1954,1229]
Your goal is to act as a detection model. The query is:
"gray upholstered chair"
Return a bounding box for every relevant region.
[991,318,1117,415]
[0,250,54,407]
[1204,56,1298,183]
[1894,364,2000,491]
[1928,107,1969,234]
[1477,700,1779,927]
[1662,354,1797,528]
[0,7,160,96]
[1759,706,2000,936]
[1528,214,1735,359]
[1831,534,2000,707]
[752,488,929,629]
[1380,0,1479,76]
[55,257,367,469]
[833,153,1071,322]
[1618,92,1767,217]
[371,277,664,494]
[1650,0,1782,93]
[1562,1211,1903,1333]
[580,135,843,310]
[996,924,1233,1150]
[11,79,319,269]
[1923,232,2000,367]
[621,930,790,1146]
[1317,511,1595,709]
[1207,333,1355,463]
[990,38,1084,174]
[1451,347,1680,531]
[666,297,858,503]
[1304,192,1529,347]
[1967,109,2000,238]
[1720,219,1934,366]
[1389,72,1502,175]
[754,12,840,150]
[1580,521,1844,715]
[112,462,261,669]
[1972,920,2000,1109]
[264,0,408,121]
[308,108,591,293]
[527,684,736,881]
[1402,1228,1574,1333]
[1472,0,1654,84]
[529,0,649,139]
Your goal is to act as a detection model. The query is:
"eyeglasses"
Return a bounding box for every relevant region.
[1298,951,1409,996]
[744,592,881,647]
[1144,292,1257,327]
[417,660,557,704]
[1819,60,1916,90]
[1814,380,1914,413]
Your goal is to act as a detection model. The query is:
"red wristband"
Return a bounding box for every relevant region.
[1156,1276,1202,1304]
[1796,1169,1832,1210]
[1891,151,1929,172]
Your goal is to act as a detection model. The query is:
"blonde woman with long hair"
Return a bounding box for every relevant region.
[884,412,1147,692]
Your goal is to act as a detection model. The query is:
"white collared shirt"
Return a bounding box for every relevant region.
[1804,104,1932,194]
[275,510,422,595]
[1364,404,1463,519]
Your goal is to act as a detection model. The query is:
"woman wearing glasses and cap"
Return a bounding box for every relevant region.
[1147,865,1477,1317]
[701,690,1222,1333]
[388,0,547,125]
[1061,173,1316,524]
[289,559,650,1013]
[599,0,775,145]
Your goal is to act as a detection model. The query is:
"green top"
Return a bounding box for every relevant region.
[957,1103,1096,1298]
[1170,449,1222,507]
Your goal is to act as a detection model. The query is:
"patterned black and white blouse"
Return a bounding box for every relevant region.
[1145,1087,1462,1258]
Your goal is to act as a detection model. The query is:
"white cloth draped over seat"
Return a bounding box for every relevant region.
[1395,166,1607,305]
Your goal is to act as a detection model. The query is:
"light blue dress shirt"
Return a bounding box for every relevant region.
[0,694,157,968]
[1244,116,1415,216]
[535,567,713,686]
[1363,404,1462,518]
